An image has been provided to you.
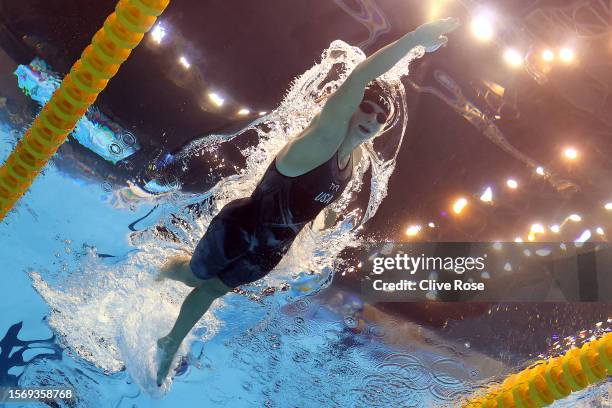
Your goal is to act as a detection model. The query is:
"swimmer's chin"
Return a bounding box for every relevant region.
[347,126,372,141]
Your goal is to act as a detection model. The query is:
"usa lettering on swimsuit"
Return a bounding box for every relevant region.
[314,181,343,204]
[314,191,334,204]
[315,181,343,203]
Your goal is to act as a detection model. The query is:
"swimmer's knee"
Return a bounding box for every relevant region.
[200,277,232,298]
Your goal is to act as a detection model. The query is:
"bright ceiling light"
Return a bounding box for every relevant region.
[530,224,545,234]
[564,147,578,160]
[208,92,224,107]
[550,225,560,233]
[237,108,250,116]
[151,24,167,44]
[453,197,468,215]
[536,166,545,176]
[259,111,267,115]
[504,49,524,67]
[480,186,493,202]
[514,237,523,243]
[471,13,495,42]
[605,202,612,211]
[428,0,453,21]
[541,49,554,62]
[596,227,605,235]
[178,56,191,69]
[406,225,422,237]
[575,229,591,243]
[506,178,518,189]
[568,214,582,222]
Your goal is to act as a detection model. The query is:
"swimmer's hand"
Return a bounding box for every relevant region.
[414,17,461,52]
[156,335,180,386]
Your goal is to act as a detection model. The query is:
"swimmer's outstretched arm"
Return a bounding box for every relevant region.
[319,17,460,129]
[156,277,230,386]
[280,18,460,167]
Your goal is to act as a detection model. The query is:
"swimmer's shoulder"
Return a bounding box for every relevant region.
[276,113,348,177]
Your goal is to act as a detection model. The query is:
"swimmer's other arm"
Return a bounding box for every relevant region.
[156,277,229,386]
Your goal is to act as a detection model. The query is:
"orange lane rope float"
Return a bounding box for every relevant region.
[0,0,170,220]
[464,332,611,407]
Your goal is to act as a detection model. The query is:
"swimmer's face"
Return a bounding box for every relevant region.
[349,100,389,140]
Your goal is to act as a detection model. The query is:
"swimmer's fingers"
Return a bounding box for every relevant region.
[439,17,461,34]
[414,18,460,50]
[424,17,461,35]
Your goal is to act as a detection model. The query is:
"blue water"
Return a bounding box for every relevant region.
[1,42,610,406]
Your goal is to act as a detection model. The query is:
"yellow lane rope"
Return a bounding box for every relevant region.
[464,332,611,407]
[0,0,170,220]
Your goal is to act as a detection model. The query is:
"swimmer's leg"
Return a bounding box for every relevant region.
[156,256,203,288]
[156,276,231,386]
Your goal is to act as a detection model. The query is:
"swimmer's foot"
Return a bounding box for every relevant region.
[156,336,180,387]
[156,256,201,287]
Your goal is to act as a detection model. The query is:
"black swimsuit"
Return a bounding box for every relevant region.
[190,150,353,288]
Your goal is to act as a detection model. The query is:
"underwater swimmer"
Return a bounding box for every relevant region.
[156,17,460,386]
